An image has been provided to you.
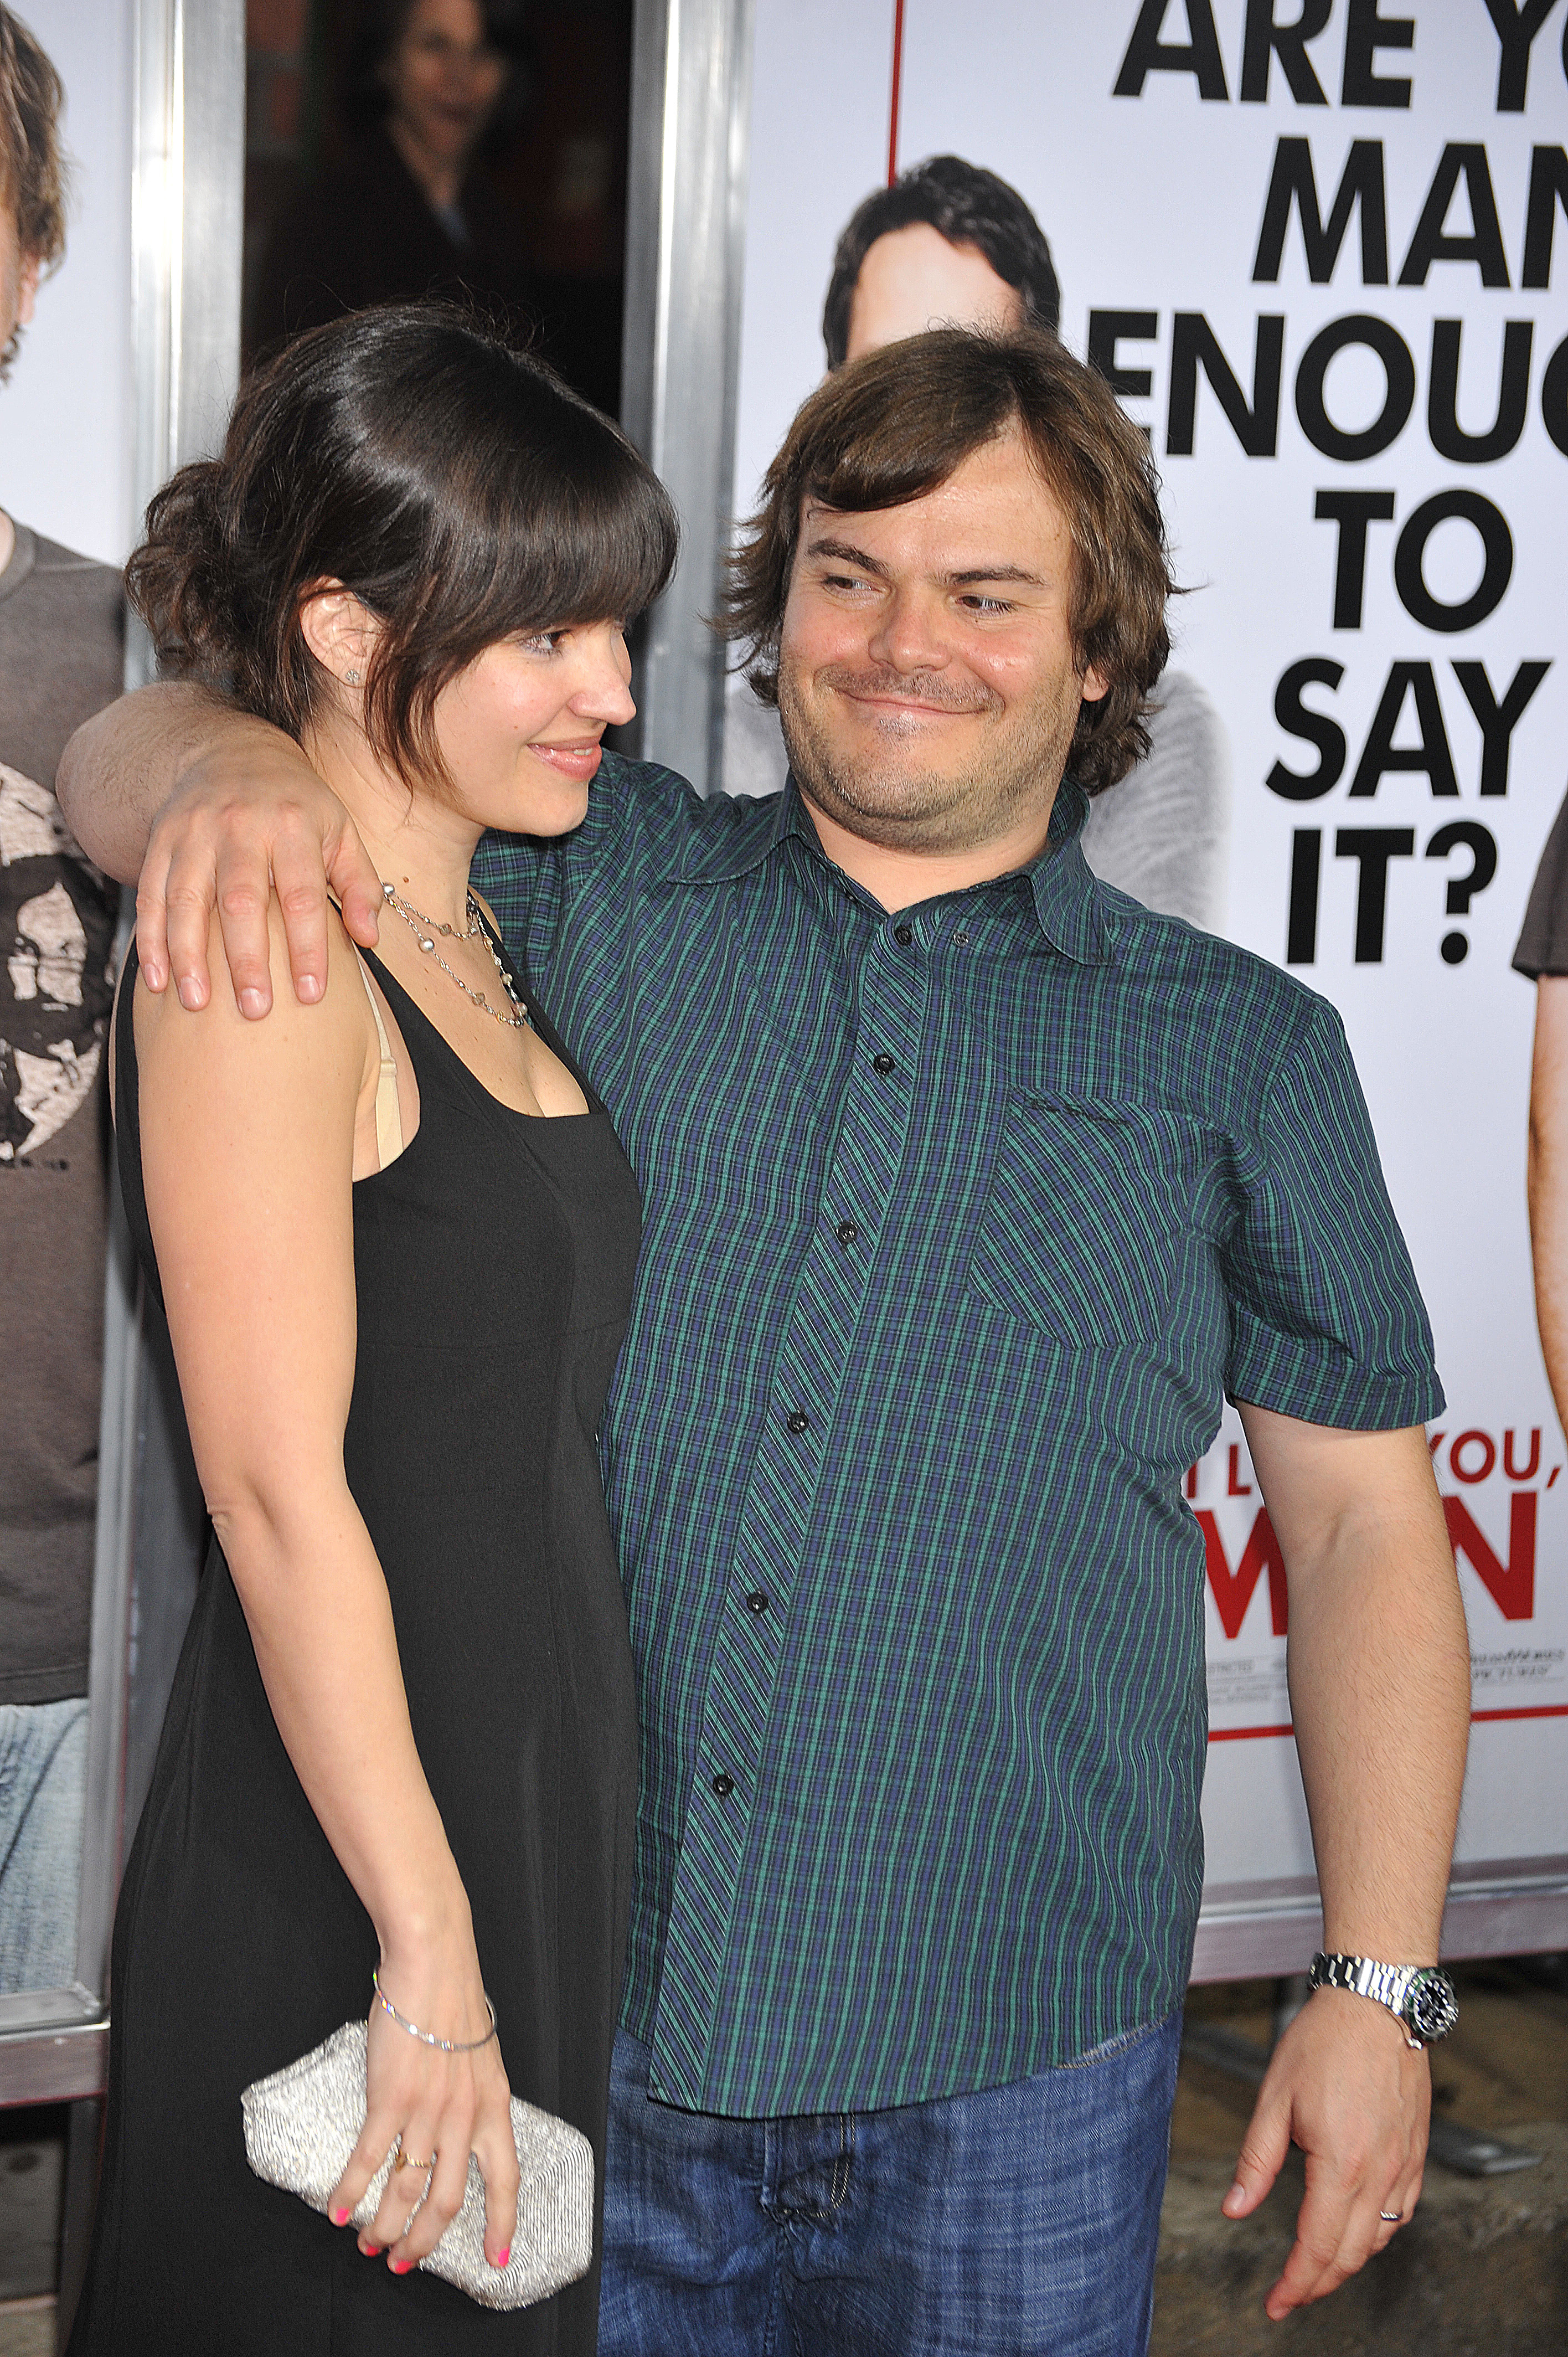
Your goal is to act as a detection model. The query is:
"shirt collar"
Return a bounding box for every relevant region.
[664,770,1120,967]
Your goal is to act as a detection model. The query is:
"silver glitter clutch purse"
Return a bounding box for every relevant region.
[241,2019,593,2311]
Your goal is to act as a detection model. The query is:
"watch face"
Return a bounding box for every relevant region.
[1407,1970,1459,2042]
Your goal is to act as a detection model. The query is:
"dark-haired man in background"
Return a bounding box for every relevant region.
[819,152,1062,365]
[0,1,123,1993]
[725,154,1232,935]
[60,327,1468,2354]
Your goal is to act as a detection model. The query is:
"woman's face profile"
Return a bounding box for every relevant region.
[422,620,636,838]
[385,0,507,175]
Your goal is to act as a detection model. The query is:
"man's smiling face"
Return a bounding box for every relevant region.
[776,426,1107,862]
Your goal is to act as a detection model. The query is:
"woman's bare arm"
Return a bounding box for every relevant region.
[58,682,383,1011]
[136,902,518,2272]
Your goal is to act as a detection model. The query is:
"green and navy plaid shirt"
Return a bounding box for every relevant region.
[473,756,1442,2119]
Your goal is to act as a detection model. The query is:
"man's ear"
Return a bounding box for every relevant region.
[298,580,380,688]
[1080,663,1110,704]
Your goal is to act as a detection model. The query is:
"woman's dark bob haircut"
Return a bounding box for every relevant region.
[128,302,678,790]
[720,326,1175,797]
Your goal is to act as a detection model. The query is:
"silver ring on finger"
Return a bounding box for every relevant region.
[1379,2209,1402,2223]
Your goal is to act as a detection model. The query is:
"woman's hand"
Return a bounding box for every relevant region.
[328,1942,522,2277]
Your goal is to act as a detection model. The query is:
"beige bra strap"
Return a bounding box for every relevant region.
[355,957,404,1167]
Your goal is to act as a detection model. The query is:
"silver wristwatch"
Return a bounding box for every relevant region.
[1308,1951,1459,2048]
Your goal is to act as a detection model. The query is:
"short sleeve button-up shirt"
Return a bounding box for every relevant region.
[473,756,1442,2119]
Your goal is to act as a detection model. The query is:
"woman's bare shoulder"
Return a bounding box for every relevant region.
[133,897,374,1099]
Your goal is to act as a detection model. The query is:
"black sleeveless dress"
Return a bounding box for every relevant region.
[69,936,641,2355]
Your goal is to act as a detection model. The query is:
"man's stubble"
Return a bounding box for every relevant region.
[775,656,1086,860]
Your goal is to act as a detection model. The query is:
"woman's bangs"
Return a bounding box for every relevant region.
[483,426,678,639]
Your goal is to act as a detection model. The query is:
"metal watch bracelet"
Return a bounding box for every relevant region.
[1308,1951,1459,2047]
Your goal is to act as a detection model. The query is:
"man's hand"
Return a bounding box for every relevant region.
[138,715,382,1016]
[1223,1985,1430,2318]
[1226,1405,1467,2319]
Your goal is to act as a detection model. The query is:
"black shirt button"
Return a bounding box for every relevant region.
[873,1052,895,1074]
[711,1772,735,1798]
[895,924,913,946]
[786,1409,809,1433]
[836,1219,859,1246]
[746,1590,770,1615]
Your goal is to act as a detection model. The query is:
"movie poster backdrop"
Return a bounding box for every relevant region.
[730,0,1568,1942]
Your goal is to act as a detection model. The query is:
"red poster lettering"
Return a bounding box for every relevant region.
[1198,1508,1288,1640]
[1443,1493,1537,1621]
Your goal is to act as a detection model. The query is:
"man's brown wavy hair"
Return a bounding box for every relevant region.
[0,6,66,378]
[719,327,1177,796]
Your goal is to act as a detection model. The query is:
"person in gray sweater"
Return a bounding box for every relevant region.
[0,2,124,1994]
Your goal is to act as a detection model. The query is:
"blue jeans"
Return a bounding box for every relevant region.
[599,2011,1181,2356]
[0,1696,89,1993]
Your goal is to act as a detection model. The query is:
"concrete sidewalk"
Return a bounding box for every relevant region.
[1154,1959,1568,2353]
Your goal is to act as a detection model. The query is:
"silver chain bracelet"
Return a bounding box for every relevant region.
[372,1967,498,2053]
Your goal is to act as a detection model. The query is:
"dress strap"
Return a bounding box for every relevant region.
[354,955,404,1167]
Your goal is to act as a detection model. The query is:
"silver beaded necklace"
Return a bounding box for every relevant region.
[380,880,532,1030]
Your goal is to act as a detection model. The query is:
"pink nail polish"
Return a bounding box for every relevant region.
[390,2257,414,2276]
[494,2246,510,2269]
[331,2206,349,2226]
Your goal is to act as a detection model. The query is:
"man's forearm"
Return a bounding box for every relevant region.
[57,680,236,883]
[1285,1490,1469,1958]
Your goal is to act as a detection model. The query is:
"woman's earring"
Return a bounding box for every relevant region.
[344,669,360,686]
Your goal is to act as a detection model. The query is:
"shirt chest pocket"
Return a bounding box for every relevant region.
[964,1093,1198,1347]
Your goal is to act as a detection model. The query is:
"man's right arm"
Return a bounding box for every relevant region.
[57,682,381,1014]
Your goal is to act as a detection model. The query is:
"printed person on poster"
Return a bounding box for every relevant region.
[61,322,1470,2352]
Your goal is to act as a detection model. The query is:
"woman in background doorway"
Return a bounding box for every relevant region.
[254,0,534,350]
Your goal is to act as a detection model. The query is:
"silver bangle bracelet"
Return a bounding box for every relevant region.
[372,1967,498,2053]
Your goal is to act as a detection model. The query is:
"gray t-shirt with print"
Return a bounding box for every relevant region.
[0,523,123,1703]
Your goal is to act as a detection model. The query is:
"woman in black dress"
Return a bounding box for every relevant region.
[68,305,675,2355]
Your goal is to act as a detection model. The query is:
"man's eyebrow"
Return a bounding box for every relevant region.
[803,533,890,578]
[802,536,1048,591]
[945,565,1048,589]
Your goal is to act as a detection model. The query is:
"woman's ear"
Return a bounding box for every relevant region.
[298,579,380,691]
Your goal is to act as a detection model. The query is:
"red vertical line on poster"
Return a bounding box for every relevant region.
[887,0,906,186]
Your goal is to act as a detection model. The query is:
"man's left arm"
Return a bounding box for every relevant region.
[1224,1404,1469,2320]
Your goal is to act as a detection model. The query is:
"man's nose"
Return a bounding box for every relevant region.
[866,586,951,677]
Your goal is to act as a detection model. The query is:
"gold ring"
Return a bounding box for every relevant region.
[395,2147,435,2173]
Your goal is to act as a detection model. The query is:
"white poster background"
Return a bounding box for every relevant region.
[733,0,1568,1906]
[0,0,136,566]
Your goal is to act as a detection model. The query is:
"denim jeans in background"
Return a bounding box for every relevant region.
[599,2010,1182,2357]
[0,1697,89,1993]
